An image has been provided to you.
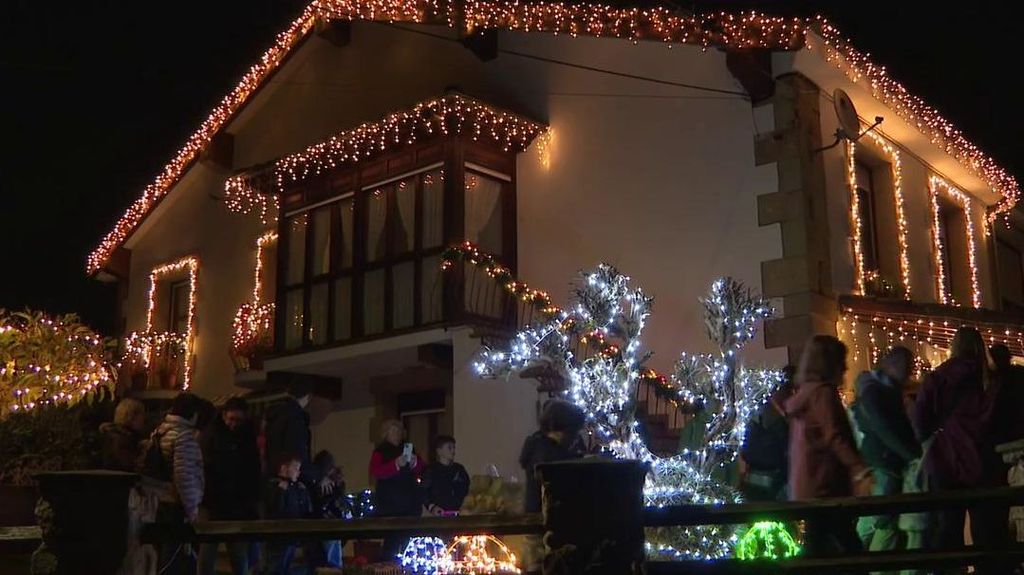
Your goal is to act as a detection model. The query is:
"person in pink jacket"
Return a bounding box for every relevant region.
[787,335,873,559]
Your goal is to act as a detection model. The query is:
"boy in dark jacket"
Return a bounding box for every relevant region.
[853,346,922,555]
[421,435,470,515]
[264,454,320,575]
[519,400,585,575]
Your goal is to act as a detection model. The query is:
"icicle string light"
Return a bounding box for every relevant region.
[224,94,547,212]
[928,176,982,308]
[88,0,1018,273]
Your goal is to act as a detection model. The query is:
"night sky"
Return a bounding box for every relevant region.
[2,1,1018,335]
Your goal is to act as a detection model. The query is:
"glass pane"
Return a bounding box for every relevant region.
[465,172,503,255]
[338,197,354,269]
[422,169,444,249]
[169,282,189,334]
[309,283,328,346]
[333,277,352,341]
[366,187,388,262]
[260,243,278,306]
[311,207,331,276]
[286,214,307,284]
[392,178,416,254]
[421,255,443,324]
[284,289,304,350]
[363,269,386,336]
[393,262,415,329]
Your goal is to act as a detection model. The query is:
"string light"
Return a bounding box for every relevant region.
[846,131,910,298]
[438,535,520,575]
[929,176,981,308]
[1,311,112,412]
[454,242,781,559]
[223,94,547,211]
[734,521,800,561]
[401,537,450,575]
[131,256,199,389]
[232,232,278,361]
[88,0,1018,276]
[812,26,1018,222]
[836,307,1024,369]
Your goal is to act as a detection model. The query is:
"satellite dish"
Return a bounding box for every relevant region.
[811,90,884,154]
[833,89,862,140]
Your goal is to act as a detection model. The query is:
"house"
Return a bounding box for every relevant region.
[88,0,1023,489]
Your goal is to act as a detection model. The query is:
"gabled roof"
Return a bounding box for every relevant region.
[86,0,1020,274]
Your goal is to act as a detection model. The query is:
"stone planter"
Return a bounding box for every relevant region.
[998,439,1024,543]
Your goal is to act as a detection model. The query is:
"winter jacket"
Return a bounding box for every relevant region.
[421,461,470,512]
[911,357,997,487]
[519,432,581,513]
[742,397,789,474]
[98,422,143,472]
[201,417,262,520]
[852,370,921,473]
[263,398,312,483]
[369,442,424,517]
[154,414,204,519]
[786,380,867,500]
[263,477,312,519]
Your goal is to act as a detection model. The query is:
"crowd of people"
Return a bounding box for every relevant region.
[95,380,475,574]
[91,326,1024,575]
[740,328,1024,574]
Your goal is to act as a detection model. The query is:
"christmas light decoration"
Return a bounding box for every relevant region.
[1,310,114,412]
[401,537,450,574]
[928,176,981,308]
[845,132,910,298]
[812,26,1018,221]
[223,94,547,207]
[232,232,278,360]
[449,243,781,559]
[734,521,800,561]
[836,306,1024,368]
[85,0,1018,275]
[438,535,519,575]
[132,256,199,388]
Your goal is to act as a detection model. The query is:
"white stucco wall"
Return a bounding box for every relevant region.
[785,43,1001,309]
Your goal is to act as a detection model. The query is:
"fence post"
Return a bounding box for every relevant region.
[538,459,647,575]
[33,471,139,575]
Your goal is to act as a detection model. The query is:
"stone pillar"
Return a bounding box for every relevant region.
[998,439,1024,542]
[755,73,838,364]
[33,471,138,575]
[538,459,647,575]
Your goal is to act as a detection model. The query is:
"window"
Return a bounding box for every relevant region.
[935,197,969,304]
[168,281,190,334]
[854,162,879,275]
[276,142,516,352]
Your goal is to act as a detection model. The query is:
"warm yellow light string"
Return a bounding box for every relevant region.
[139,256,199,388]
[87,0,1019,274]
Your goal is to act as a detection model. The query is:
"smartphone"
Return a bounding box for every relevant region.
[402,442,413,458]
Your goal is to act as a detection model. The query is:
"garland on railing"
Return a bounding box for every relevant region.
[441,241,677,395]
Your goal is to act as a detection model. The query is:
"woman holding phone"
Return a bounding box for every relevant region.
[369,420,424,558]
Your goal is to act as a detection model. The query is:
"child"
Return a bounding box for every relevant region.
[420,435,470,515]
[263,454,320,574]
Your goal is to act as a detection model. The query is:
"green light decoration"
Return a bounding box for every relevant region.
[735,521,801,561]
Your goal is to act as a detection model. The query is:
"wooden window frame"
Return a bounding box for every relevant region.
[855,160,880,275]
[274,137,518,354]
[167,280,190,334]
